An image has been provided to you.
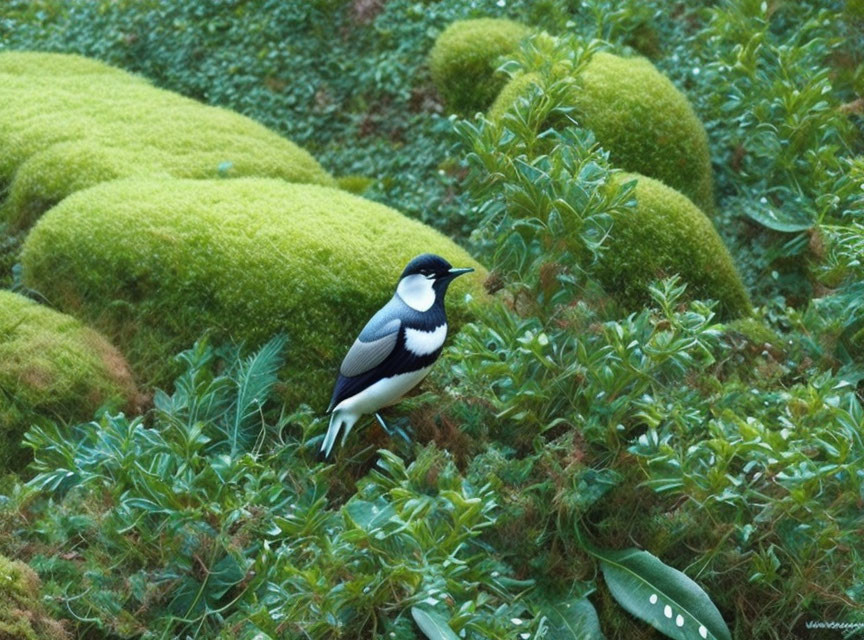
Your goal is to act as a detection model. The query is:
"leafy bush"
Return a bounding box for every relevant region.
[0,290,137,473]
[669,1,864,303]
[20,178,486,404]
[0,554,67,639]
[1,2,863,638]
[7,338,529,638]
[428,18,532,115]
[490,43,715,213]
[459,54,749,317]
[0,51,333,231]
[441,27,863,637]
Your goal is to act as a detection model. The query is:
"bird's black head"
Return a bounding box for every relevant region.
[401,253,474,284]
[396,254,474,307]
[400,254,452,279]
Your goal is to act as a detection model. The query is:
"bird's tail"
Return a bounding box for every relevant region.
[321,409,359,459]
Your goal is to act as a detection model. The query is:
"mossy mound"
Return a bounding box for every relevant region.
[490,51,715,213]
[0,50,134,78]
[0,51,335,231]
[0,555,67,639]
[21,179,487,407]
[429,18,532,115]
[596,174,750,317]
[727,317,782,348]
[336,174,375,195]
[0,291,138,472]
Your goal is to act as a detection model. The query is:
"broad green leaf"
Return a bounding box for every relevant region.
[411,606,459,640]
[208,554,246,600]
[537,595,605,639]
[593,547,731,640]
[744,205,813,232]
[345,497,396,532]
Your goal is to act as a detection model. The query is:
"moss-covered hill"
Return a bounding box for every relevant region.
[428,18,531,115]
[0,290,137,472]
[597,173,750,317]
[0,51,334,231]
[21,178,486,407]
[489,50,715,214]
[0,554,67,639]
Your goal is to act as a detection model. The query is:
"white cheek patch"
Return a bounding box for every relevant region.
[404,324,447,356]
[396,274,435,311]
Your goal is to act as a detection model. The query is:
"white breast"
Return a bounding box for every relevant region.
[334,366,433,415]
[404,324,447,356]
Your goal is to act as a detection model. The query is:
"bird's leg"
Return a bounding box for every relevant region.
[375,412,412,445]
[375,412,390,434]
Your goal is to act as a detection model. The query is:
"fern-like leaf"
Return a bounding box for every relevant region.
[224,334,287,457]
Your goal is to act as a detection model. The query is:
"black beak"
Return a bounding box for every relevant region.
[447,267,474,278]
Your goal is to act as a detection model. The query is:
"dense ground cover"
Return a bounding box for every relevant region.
[0,1,863,639]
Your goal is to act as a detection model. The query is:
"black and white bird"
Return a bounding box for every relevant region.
[321,253,474,458]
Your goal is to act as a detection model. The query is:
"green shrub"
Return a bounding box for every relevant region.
[0,554,67,640]
[0,51,335,231]
[429,18,532,115]
[14,340,527,637]
[597,173,751,317]
[490,51,715,213]
[0,291,137,472]
[21,178,487,406]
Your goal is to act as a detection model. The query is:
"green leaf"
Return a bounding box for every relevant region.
[345,497,395,532]
[591,547,731,640]
[411,606,459,640]
[208,553,246,600]
[537,595,605,639]
[226,334,287,457]
[744,205,813,232]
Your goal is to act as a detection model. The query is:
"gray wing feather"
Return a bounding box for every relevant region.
[339,314,400,377]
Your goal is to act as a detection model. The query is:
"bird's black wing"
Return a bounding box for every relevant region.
[327,326,445,413]
[327,298,403,412]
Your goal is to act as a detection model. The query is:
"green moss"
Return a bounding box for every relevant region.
[596,174,750,317]
[0,555,67,639]
[0,51,335,231]
[846,0,864,19]
[336,174,375,195]
[0,49,135,78]
[727,317,781,347]
[429,18,532,115]
[21,178,488,407]
[490,52,715,213]
[0,291,138,472]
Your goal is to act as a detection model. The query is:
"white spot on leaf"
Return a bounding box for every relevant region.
[699,625,708,638]
[664,605,672,618]
[676,614,684,627]
[649,593,658,604]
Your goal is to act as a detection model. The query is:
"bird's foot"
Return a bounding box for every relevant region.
[375,413,412,444]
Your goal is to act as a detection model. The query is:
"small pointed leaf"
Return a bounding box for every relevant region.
[411,606,459,640]
[593,547,731,640]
